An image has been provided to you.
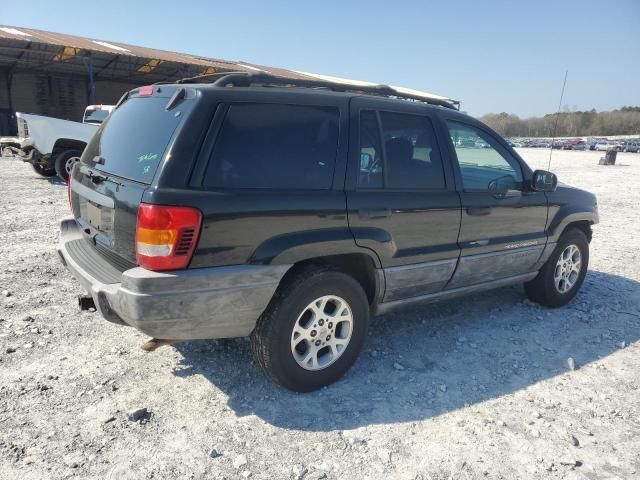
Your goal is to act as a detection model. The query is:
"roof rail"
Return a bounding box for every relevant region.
[204,72,459,110]
[153,71,248,86]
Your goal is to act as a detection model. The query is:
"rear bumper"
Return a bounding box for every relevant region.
[57,217,290,340]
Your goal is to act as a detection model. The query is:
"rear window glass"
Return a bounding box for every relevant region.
[83,109,110,124]
[95,97,184,183]
[204,103,339,189]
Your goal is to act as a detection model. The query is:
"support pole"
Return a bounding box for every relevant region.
[86,57,95,105]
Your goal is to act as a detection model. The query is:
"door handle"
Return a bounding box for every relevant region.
[358,208,392,219]
[466,207,492,216]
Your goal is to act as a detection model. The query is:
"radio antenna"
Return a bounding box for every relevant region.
[548,70,568,170]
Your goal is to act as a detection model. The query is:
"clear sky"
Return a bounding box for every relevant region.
[2,0,639,117]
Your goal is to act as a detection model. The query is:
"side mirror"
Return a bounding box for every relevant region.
[488,175,517,199]
[530,170,558,192]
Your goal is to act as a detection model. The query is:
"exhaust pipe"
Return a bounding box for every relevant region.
[78,295,96,311]
[142,338,176,352]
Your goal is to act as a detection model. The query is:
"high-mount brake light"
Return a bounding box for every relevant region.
[135,204,202,271]
[139,85,154,96]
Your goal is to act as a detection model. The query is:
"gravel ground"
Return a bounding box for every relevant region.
[1,149,639,480]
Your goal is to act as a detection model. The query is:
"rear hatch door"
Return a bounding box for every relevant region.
[70,87,194,267]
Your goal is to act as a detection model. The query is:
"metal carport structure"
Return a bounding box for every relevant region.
[0,25,306,135]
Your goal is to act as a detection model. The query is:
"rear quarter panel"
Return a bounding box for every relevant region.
[149,89,369,268]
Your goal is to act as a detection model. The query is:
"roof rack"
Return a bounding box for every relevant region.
[153,71,247,86]
[171,71,460,110]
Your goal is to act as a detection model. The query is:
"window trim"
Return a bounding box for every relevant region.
[355,108,448,192]
[199,101,341,191]
[445,119,524,194]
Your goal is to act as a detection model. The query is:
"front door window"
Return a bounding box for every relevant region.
[446,121,522,191]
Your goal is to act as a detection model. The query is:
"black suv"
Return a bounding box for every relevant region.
[58,73,598,392]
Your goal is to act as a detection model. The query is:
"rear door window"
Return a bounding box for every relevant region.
[204,103,339,189]
[94,97,185,184]
[380,111,445,190]
[357,110,446,190]
[358,110,383,188]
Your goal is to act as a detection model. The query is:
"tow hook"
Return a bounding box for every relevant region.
[78,295,96,311]
[141,338,176,352]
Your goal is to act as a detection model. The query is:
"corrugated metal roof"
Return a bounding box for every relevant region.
[0,25,309,80]
[0,25,454,104]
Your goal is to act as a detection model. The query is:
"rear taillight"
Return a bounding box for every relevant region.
[135,204,202,271]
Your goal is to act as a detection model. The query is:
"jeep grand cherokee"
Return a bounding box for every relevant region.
[57,73,598,392]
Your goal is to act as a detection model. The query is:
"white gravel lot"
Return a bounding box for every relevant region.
[0,149,639,480]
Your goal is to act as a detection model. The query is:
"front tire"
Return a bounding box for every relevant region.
[251,266,369,392]
[525,228,589,307]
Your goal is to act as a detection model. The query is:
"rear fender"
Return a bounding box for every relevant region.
[250,227,382,268]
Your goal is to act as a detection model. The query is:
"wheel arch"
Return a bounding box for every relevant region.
[548,212,597,243]
[275,253,383,307]
[562,220,593,242]
[52,138,86,157]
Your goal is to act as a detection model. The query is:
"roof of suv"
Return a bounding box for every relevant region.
[151,71,460,110]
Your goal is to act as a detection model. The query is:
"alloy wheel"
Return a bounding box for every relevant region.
[290,295,353,371]
[554,244,582,294]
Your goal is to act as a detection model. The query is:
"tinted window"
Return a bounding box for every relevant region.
[358,110,383,188]
[95,97,184,183]
[357,111,445,190]
[204,103,339,189]
[446,121,522,191]
[381,112,445,189]
[83,109,110,124]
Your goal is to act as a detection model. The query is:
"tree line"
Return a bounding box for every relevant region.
[479,106,640,138]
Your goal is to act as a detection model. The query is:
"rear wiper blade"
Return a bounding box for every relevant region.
[88,171,108,184]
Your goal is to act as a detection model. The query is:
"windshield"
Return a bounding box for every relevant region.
[92,97,185,184]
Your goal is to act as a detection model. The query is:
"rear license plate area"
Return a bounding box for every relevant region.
[79,198,114,236]
[87,202,102,228]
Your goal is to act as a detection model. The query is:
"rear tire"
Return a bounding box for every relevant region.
[251,266,369,392]
[525,228,589,308]
[54,150,82,181]
[31,162,56,177]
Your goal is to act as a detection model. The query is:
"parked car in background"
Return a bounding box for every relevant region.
[572,141,588,151]
[12,104,115,181]
[609,141,625,152]
[57,74,599,392]
[0,136,20,155]
[623,141,640,153]
[594,142,611,151]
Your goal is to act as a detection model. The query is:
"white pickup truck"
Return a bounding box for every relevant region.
[14,104,114,180]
